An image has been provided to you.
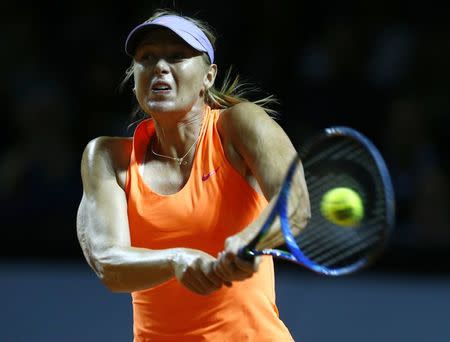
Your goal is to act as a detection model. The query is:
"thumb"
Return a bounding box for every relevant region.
[224,236,234,251]
[224,235,243,255]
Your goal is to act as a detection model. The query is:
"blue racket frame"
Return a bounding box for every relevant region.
[240,126,395,276]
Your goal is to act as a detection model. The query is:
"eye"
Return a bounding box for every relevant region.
[134,50,156,64]
[167,52,186,61]
[140,54,156,63]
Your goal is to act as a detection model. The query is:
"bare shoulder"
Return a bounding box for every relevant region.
[217,102,297,199]
[81,136,132,190]
[218,102,273,135]
[82,136,132,168]
[225,101,268,116]
[218,102,287,148]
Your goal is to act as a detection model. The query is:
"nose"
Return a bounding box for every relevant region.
[153,58,170,75]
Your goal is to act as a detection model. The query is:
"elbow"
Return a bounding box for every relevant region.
[98,268,126,293]
[291,200,311,233]
[303,200,312,228]
[301,190,312,227]
[305,200,312,223]
[300,206,312,230]
[91,249,129,293]
[101,276,128,293]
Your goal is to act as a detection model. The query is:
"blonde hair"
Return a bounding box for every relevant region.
[121,9,278,121]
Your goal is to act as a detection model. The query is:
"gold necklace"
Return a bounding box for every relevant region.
[151,133,201,166]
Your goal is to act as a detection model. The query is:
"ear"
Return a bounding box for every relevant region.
[203,64,217,90]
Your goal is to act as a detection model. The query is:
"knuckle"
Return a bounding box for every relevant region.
[224,237,235,249]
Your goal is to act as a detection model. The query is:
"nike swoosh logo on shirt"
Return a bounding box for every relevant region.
[202,167,220,181]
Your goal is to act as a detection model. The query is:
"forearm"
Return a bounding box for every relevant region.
[237,180,310,251]
[77,139,184,293]
[77,197,180,293]
[91,245,181,293]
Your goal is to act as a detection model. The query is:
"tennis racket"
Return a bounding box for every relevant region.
[238,126,395,276]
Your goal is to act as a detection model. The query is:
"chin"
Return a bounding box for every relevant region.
[146,101,176,113]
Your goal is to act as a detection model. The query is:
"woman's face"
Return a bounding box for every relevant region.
[133,28,214,116]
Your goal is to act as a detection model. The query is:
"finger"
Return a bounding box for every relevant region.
[185,272,217,295]
[203,262,227,288]
[224,236,241,255]
[205,271,224,288]
[180,276,208,295]
[215,255,252,281]
[182,265,212,295]
[224,252,254,275]
[234,255,261,273]
[224,280,232,287]
[186,267,222,294]
[199,266,224,290]
[214,254,242,281]
[214,258,234,281]
[230,259,255,278]
[203,274,223,292]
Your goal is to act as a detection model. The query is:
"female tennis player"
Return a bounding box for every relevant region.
[76,9,310,341]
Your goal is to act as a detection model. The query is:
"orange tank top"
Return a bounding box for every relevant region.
[125,106,294,341]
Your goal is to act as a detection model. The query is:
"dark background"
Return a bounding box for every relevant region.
[2,1,450,341]
[2,0,449,270]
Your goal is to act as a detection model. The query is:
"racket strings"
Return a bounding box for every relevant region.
[297,202,386,252]
[301,218,382,266]
[317,233,381,267]
[302,138,360,169]
[297,198,384,266]
[291,138,388,268]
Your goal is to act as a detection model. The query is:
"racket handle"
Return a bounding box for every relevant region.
[237,247,256,262]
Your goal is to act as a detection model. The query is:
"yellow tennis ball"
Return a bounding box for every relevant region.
[320,187,364,227]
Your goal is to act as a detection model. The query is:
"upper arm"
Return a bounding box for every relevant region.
[219,102,299,200]
[76,137,132,274]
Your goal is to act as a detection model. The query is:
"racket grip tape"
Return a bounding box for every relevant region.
[237,247,256,262]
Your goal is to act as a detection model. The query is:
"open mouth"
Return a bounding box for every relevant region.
[151,81,172,93]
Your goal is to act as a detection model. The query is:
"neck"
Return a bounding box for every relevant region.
[150,104,206,162]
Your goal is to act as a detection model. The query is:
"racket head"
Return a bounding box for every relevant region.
[242,126,395,276]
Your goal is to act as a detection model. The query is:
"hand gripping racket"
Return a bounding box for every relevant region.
[238,126,395,276]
